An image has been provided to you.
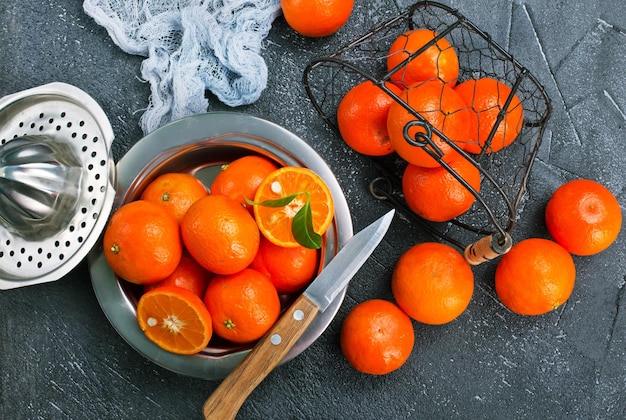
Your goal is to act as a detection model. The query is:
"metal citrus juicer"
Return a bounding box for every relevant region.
[0,83,116,289]
[0,135,83,236]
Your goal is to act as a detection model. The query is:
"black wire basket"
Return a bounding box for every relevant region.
[303,1,552,265]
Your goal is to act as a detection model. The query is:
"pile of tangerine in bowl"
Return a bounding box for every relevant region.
[103,152,335,356]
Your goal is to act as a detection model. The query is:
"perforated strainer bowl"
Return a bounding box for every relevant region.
[0,83,115,289]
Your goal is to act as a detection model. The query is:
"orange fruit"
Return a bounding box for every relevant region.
[144,251,213,298]
[253,166,334,248]
[203,268,281,344]
[249,235,319,294]
[454,77,524,154]
[387,29,459,87]
[340,299,414,375]
[495,238,576,315]
[210,155,279,213]
[391,242,474,325]
[337,80,403,156]
[545,179,622,256]
[103,200,182,285]
[402,157,481,222]
[140,172,208,223]
[181,195,260,275]
[387,80,475,168]
[281,0,354,38]
[136,286,213,355]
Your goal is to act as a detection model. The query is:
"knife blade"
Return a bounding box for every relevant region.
[202,209,395,419]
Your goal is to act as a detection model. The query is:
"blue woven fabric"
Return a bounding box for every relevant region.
[83,0,281,134]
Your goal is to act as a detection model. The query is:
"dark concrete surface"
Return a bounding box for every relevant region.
[1,0,625,419]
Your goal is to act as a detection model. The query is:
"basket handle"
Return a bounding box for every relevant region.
[464,232,513,265]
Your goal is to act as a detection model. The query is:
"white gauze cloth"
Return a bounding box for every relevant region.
[83,0,281,134]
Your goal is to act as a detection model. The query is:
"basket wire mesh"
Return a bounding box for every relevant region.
[303,1,552,264]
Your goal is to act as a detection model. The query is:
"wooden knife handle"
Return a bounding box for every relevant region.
[203,293,320,420]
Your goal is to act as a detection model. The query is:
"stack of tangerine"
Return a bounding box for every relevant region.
[337,28,524,223]
[102,156,334,355]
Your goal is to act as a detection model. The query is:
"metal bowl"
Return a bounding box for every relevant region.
[88,112,353,380]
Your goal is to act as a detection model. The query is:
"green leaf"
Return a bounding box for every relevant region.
[246,190,322,249]
[245,193,301,208]
[292,200,322,249]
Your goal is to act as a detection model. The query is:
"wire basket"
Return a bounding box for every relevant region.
[303,1,552,265]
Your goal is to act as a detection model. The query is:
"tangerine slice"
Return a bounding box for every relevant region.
[253,166,334,248]
[136,286,213,355]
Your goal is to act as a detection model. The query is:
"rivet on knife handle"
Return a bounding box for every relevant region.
[203,293,319,420]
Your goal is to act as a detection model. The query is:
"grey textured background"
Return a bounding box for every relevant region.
[1,0,625,418]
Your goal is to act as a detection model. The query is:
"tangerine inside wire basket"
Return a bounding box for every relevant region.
[303,1,552,265]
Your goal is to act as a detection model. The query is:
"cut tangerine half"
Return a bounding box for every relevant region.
[136,286,213,355]
[253,166,334,248]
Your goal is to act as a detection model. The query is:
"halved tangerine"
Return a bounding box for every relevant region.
[136,286,213,355]
[252,166,334,248]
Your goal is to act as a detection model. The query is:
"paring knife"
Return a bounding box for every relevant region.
[203,209,395,419]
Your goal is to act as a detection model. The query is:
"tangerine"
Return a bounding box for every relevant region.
[140,172,208,223]
[387,80,475,168]
[337,80,403,156]
[210,155,279,213]
[495,238,576,315]
[103,200,182,285]
[203,268,281,344]
[340,299,414,375]
[144,251,213,298]
[454,77,524,154]
[181,194,260,275]
[136,286,213,355]
[391,242,474,325]
[387,29,459,87]
[281,0,354,38]
[249,235,319,294]
[402,157,481,222]
[545,179,622,256]
[253,166,334,248]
